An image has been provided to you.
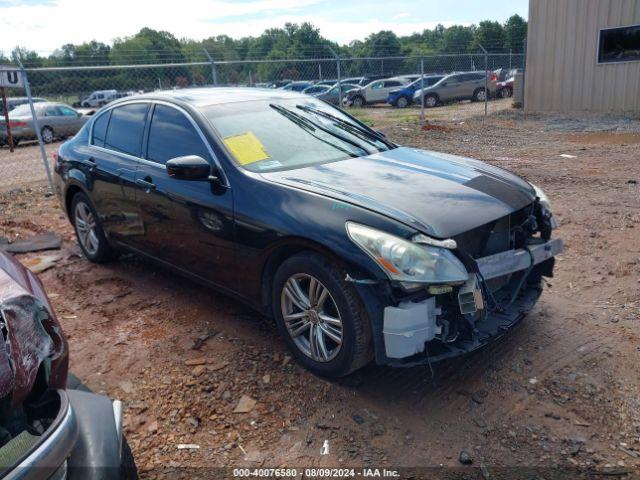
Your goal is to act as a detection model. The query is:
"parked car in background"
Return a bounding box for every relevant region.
[281,81,314,92]
[387,75,445,108]
[315,79,337,86]
[0,250,136,478]
[495,77,514,98]
[313,83,360,105]
[80,89,118,108]
[413,71,495,108]
[0,96,46,116]
[302,85,331,95]
[344,77,411,107]
[267,79,293,88]
[0,102,88,145]
[54,88,561,377]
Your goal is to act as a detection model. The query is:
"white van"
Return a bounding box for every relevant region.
[80,90,118,108]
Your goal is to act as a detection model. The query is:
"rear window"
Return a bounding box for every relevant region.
[91,110,111,147]
[104,103,149,157]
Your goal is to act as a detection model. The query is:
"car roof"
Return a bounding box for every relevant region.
[112,87,308,108]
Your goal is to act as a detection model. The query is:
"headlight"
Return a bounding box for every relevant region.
[346,222,469,286]
[530,183,551,210]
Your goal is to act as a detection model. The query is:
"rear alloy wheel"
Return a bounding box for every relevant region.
[273,253,372,377]
[424,94,438,108]
[473,88,487,102]
[71,192,114,263]
[41,127,54,144]
[396,96,409,108]
[352,96,365,108]
[500,86,513,98]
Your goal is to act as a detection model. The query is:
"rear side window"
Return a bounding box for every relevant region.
[146,105,210,165]
[91,110,111,147]
[384,81,403,87]
[104,103,149,157]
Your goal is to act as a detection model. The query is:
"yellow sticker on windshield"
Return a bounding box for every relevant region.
[223,131,270,165]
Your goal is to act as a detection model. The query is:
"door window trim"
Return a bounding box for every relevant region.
[88,99,229,187]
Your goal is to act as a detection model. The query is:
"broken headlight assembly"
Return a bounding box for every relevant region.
[346,222,469,289]
[530,182,551,210]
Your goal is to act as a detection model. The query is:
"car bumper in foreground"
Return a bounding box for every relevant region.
[362,238,563,367]
[3,389,123,480]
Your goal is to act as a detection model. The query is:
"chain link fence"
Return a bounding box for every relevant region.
[0,53,525,192]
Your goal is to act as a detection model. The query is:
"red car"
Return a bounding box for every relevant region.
[496,77,514,98]
[0,251,136,479]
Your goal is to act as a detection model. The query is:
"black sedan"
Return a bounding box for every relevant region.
[53,88,562,377]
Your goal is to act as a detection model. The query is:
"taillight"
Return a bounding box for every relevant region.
[9,121,28,128]
[52,151,59,166]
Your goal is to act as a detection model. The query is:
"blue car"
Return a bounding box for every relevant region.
[387,75,444,108]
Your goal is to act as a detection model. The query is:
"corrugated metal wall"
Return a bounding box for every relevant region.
[525,0,640,113]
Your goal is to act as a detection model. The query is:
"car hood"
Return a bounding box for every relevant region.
[260,147,536,239]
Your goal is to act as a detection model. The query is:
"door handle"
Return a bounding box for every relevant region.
[83,157,96,172]
[136,178,156,192]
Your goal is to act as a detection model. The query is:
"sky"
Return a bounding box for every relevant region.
[0,0,529,53]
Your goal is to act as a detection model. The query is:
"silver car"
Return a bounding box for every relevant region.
[313,83,359,105]
[0,102,88,145]
[413,72,495,108]
[344,77,411,107]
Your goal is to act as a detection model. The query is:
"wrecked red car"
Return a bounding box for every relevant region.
[0,251,136,479]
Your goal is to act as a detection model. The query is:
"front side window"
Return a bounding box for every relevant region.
[598,24,640,63]
[104,103,149,157]
[204,98,392,173]
[146,104,210,165]
[91,110,111,147]
[370,81,384,90]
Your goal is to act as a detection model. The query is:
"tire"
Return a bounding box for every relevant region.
[82,102,89,108]
[98,101,106,107]
[472,88,487,102]
[41,127,54,144]
[71,192,115,263]
[396,96,409,108]
[351,96,365,108]
[119,438,138,480]
[424,93,438,108]
[500,86,513,98]
[272,252,372,377]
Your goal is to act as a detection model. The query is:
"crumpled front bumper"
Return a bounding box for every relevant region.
[377,237,563,366]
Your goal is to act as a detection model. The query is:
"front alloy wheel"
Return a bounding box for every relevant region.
[396,96,409,108]
[272,252,372,377]
[281,273,343,362]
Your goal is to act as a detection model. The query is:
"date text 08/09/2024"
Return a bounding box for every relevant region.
[233,468,400,478]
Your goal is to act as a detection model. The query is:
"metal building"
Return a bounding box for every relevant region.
[525,0,640,113]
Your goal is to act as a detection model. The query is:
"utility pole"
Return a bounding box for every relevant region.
[203,48,218,86]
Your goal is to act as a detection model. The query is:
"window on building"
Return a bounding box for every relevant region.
[598,24,640,64]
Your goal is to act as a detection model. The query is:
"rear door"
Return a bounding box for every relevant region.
[87,102,149,243]
[131,103,235,288]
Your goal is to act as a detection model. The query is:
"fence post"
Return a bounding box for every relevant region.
[203,48,218,86]
[13,57,53,190]
[522,37,527,112]
[478,44,488,117]
[420,58,425,122]
[329,48,342,108]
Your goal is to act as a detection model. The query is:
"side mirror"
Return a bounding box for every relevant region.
[166,155,211,181]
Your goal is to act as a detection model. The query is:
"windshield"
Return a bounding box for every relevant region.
[204,98,393,172]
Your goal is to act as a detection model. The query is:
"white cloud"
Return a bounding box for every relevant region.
[0,0,464,53]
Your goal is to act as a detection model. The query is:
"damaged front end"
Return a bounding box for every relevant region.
[355,199,563,366]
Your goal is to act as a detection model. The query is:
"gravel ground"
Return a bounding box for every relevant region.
[1,99,639,478]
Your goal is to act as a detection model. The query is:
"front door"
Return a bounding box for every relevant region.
[131,103,235,290]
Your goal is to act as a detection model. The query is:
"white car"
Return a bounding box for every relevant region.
[81,90,118,108]
[343,77,411,107]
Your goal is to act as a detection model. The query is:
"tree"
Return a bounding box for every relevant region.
[504,14,528,52]
[441,25,475,53]
[473,21,505,51]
